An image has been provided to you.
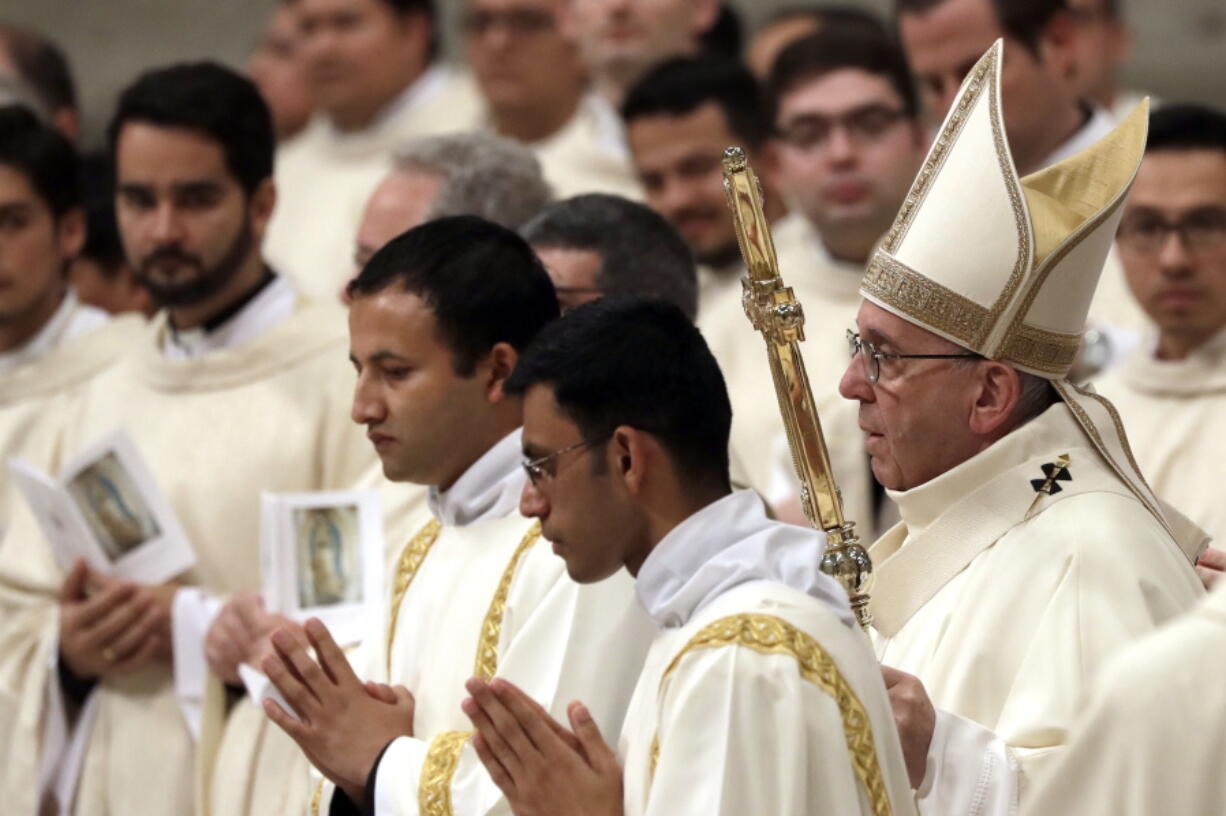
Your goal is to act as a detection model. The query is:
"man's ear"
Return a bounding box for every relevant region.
[609,425,650,495]
[56,207,86,263]
[969,361,1021,437]
[486,342,521,403]
[249,178,277,241]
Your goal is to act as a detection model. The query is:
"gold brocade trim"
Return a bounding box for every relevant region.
[309,778,324,816]
[650,614,892,816]
[473,522,543,680]
[861,254,988,347]
[387,519,444,677]
[418,730,472,816]
[1003,323,1082,375]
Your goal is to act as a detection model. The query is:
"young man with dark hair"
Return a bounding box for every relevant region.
[522,193,697,319]
[0,62,377,816]
[1095,104,1226,572]
[0,23,79,142]
[0,107,142,533]
[264,0,483,302]
[460,295,916,816]
[259,216,653,816]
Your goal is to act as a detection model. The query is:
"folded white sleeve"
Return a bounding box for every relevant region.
[916,708,1020,816]
[171,587,223,740]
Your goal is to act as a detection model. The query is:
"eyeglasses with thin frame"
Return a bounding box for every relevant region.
[461,8,554,37]
[777,105,909,153]
[1116,208,1226,255]
[847,329,981,384]
[522,437,607,487]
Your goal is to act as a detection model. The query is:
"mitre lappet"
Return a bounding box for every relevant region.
[859,39,1205,555]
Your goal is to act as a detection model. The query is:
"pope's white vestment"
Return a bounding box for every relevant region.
[869,402,1204,815]
[1021,579,1226,816]
[619,489,916,816]
[0,292,141,532]
[310,429,656,816]
[701,212,876,534]
[0,277,376,816]
[264,65,483,304]
[1094,327,1226,548]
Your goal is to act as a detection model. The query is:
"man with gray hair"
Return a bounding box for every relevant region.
[350,131,554,280]
[522,193,697,319]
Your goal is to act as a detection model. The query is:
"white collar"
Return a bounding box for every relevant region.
[635,489,855,629]
[1039,106,1118,169]
[0,290,109,374]
[427,428,526,527]
[322,63,449,142]
[163,274,297,360]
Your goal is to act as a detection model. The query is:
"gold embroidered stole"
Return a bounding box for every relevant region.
[649,613,893,816]
[417,521,542,815]
[311,520,543,816]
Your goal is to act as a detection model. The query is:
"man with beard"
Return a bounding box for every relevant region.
[0,63,374,816]
[0,107,142,535]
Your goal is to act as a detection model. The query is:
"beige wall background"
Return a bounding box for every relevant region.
[3,0,1225,147]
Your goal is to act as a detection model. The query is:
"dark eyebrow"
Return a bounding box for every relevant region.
[522,441,547,460]
[368,350,409,364]
[172,180,223,195]
[0,201,33,214]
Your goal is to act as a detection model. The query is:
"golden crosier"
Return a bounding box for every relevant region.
[721,146,874,631]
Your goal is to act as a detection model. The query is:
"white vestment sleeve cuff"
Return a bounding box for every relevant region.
[374,736,429,816]
[916,708,1019,816]
[171,588,222,740]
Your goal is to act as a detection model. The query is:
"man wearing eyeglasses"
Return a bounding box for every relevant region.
[259,216,653,815]
[1095,104,1226,581]
[463,0,641,199]
[460,295,917,816]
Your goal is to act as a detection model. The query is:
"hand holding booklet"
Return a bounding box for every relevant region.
[7,430,195,585]
[243,490,384,712]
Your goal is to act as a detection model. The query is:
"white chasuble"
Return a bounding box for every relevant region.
[1022,579,1226,816]
[310,432,655,816]
[620,490,916,816]
[870,403,1204,815]
[0,295,141,532]
[1094,327,1226,549]
[700,212,876,534]
[264,66,484,304]
[0,294,376,816]
[524,93,642,201]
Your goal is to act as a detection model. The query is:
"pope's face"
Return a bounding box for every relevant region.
[0,163,79,325]
[518,384,634,583]
[349,288,497,487]
[774,69,925,257]
[627,101,744,269]
[839,300,984,491]
[1118,149,1226,356]
[114,123,264,308]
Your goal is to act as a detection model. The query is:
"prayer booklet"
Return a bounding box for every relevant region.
[242,490,383,712]
[259,490,384,647]
[7,430,195,584]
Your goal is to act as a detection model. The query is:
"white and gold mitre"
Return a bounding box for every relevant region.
[860,40,1147,379]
